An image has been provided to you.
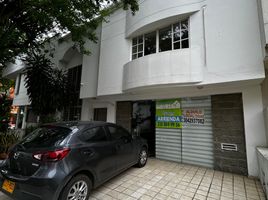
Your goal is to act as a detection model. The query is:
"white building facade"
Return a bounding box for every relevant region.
[3,0,268,177]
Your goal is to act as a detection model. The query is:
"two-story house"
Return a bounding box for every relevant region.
[3,0,268,178]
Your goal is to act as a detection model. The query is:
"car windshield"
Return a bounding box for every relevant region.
[20,126,72,148]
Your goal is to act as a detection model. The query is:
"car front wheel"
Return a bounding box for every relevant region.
[60,174,92,200]
[137,147,148,168]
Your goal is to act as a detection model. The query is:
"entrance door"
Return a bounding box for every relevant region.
[94,108,107,122]
[116,101,132,132]
[132,101,155,156]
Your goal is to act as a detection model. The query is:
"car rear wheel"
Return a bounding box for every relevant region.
[60,174,92,200]
[137,147,148,168]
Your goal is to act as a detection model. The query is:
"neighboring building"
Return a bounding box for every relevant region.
[257,0,268,196]
[2,0,268,177]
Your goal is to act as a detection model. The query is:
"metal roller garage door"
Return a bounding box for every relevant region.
[181,97,214,168]
[156,128,182,162]
[155,96,214,168]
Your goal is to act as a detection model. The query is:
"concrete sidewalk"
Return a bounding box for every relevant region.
[0,159,265,200]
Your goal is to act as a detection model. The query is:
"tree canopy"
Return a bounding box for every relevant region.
[0,0,138,68]
[0,70,14,132]
[23,51,67,115]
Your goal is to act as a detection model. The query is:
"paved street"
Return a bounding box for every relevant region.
[0,159,265,200]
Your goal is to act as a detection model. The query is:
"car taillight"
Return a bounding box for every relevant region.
[33,148,70,162]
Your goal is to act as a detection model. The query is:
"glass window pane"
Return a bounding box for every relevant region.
[132,54,137,60]
[181,29,188,40]
[138,36,143,44]
[182,39,189,48]
[108,126,130,140]
[138,52,143,57]
[174,41,181,50]
[132,46,137,54]
[138,44,143,52]
[132,37,137,45]
[81,127,107,142]
[181,20,189,30]
[173,23,180,42]
[159,26,172,52]
[144,31,156,56]
[21,127,72,148]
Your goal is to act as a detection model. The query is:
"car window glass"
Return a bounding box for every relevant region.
[21,126,71,148]
[81,127,107,142]
[108,126,130,140]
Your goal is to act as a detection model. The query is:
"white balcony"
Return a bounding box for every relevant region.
[123,46,204,91]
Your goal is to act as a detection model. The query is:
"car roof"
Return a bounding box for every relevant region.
[42,121,117,131]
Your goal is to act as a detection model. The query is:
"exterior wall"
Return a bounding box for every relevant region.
[212,94,247,175]
[13,74,30,106]
[97,0,265,96]
[260,0,268,44]
[125,0,205,37]
[242,85,267,177]
[81,99,116,123]
[2,59,25,79]
[97,9,130,96]
[205,0,264,84]
[80,27,101,99]
[262,70,268,108]
[261,70,268,145]
[260,0,268,146]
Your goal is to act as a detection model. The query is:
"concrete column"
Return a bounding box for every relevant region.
[242,85,267,177]
[15,107,20,129]
[21,106,28,129]
[81,99,92,121]
[107,101,116,123]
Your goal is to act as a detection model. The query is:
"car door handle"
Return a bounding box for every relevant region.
[83,150,93,156]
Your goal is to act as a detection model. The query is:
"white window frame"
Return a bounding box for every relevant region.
[131,18,190,61]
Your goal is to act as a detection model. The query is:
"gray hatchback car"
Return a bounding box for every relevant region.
[0,121,148,200]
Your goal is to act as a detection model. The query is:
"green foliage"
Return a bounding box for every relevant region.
[0,72,14,93]
[23,51,68,115]
[0,0,139,68]
[0,69,14,132]
[0,93,12,132]
[0,130,20,153]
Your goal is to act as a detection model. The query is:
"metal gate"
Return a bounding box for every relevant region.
[181,97,214,168]
[156,128,182,162]
[155,96,214,168]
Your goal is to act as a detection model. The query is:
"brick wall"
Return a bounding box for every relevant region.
[212,93,248,175]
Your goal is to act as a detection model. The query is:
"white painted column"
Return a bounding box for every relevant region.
[15,107,20,129]
[107,101,116,123]
[242,85,267,177]
[81,99,92,121]
[21,106,28,129]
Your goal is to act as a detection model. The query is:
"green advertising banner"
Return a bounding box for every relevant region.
[155,99,182,129]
